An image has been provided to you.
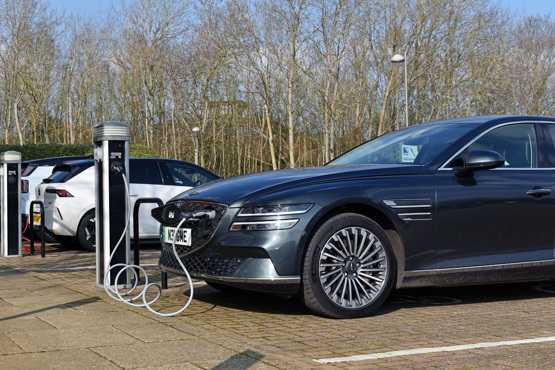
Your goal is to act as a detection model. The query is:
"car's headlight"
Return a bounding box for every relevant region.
[230,204,313,231]
[237,204,313,217]
[230,219,299,231]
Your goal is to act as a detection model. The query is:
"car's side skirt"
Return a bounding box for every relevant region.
[401,259,555,288]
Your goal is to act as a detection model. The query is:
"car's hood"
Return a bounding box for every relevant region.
[172,164,421,206]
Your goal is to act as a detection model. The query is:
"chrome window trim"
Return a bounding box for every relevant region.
[438,120,546,171]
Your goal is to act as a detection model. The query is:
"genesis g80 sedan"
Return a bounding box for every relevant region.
[153,116,555,318]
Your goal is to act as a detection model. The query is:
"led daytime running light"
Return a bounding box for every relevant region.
[238,204,313,217]
[230,219,299,231]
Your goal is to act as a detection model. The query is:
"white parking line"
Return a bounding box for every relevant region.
[314,336,555,363]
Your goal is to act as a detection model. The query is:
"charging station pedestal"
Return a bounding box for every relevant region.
[1,151,22,257]
[94,121,130,288]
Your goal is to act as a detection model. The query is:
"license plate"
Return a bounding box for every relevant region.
[33,214,41,224]
[163,227,192,246]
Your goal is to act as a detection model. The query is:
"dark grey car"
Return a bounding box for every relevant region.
[153,116,555,318]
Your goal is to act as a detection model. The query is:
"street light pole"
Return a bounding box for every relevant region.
[403,49,408,128]
[391,51,409,128]
[192,127,200,165]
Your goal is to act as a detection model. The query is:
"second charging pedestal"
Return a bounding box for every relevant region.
[94,121,131,288]
[0,151,21,257]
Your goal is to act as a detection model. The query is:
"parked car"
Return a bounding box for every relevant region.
[35,158,219,251]
[153,116,555,318]
[21,156,92,235]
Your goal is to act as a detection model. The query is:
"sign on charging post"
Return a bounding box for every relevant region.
[93,121,130,287]
[1,151,21,257]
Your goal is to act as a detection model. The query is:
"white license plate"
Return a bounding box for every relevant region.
[163,227,192,246]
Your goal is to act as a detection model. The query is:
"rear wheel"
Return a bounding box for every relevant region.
[301,213,396,318]
[53,235,78,247]
[77,210,96,252]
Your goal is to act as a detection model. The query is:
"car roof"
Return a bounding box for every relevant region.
[23,155,93,166]
[46,157,220,182]
[427,115,555,127]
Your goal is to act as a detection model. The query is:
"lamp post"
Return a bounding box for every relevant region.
[391,50,409,128]
[192,127,200,165]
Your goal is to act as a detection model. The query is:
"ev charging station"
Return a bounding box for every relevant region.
[1,151,22,257]
[94,121,130,288]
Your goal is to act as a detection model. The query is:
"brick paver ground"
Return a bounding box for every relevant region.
[1,243,554,369]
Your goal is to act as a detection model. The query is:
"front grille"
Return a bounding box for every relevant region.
[162,201,227,257]
[159,249,243,277]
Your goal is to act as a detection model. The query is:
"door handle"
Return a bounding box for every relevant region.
[526,188,551,197]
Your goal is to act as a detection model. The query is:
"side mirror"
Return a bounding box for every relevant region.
[455,150,505,177]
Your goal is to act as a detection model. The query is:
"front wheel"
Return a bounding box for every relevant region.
[301,213,396,319]
[77,210,96,252]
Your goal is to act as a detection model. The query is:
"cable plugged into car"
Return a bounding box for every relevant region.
[94,121,195,317]
[103,172,195,316]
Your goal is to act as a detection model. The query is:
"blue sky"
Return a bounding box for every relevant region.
[500,0,555,16]
[48,0,555,17]
[48,0,109,15]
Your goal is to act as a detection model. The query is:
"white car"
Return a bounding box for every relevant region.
[34,158,219,251]
[21,156,91,234]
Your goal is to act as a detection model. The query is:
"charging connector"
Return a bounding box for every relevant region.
[151,203,216,224]
[110,161,125,174]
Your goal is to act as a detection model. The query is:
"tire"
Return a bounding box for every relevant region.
[301,213,396,319]
[53,235,78,247]
[39,230,58,244]
[77,210,96,252]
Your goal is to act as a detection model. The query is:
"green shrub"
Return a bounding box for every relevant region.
[129,144,158,158]
[0,144,159,161]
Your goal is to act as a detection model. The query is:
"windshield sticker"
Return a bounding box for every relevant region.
[402,145,419,163]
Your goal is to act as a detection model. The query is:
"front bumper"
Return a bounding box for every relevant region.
[159,249,300,294]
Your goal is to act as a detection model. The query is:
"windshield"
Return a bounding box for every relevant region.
[328,123,475,166]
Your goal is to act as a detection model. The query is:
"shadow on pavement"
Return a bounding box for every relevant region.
[0,297,101,322]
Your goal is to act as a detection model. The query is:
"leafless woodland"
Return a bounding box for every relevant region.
[1,0,554,177]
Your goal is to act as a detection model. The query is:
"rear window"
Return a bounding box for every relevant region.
[21,155,92,177]
[21,164,38,177]
[43,161,93,183]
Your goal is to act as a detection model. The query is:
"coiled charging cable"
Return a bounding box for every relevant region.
[103,173,194,316]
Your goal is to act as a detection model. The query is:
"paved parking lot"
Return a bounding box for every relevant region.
[1,243,554,369]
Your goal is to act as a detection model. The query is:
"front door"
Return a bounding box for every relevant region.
[435,122,555,269]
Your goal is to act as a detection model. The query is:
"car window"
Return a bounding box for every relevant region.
[447,124,538,169]
[129,161,163,185]
[43,160,94,183]
[21,164,38,176]
[165,162,216,187]
[544,124,555,159]
[328,123,474,166]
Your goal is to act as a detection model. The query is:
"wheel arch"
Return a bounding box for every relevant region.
[76,208,96,251]
[298,202,405,288]
[77,208,95,232]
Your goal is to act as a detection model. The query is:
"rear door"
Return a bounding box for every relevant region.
[128,160,172,238]
[540,122,555,259]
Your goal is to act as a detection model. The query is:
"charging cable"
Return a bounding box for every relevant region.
[103,172,194,316]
